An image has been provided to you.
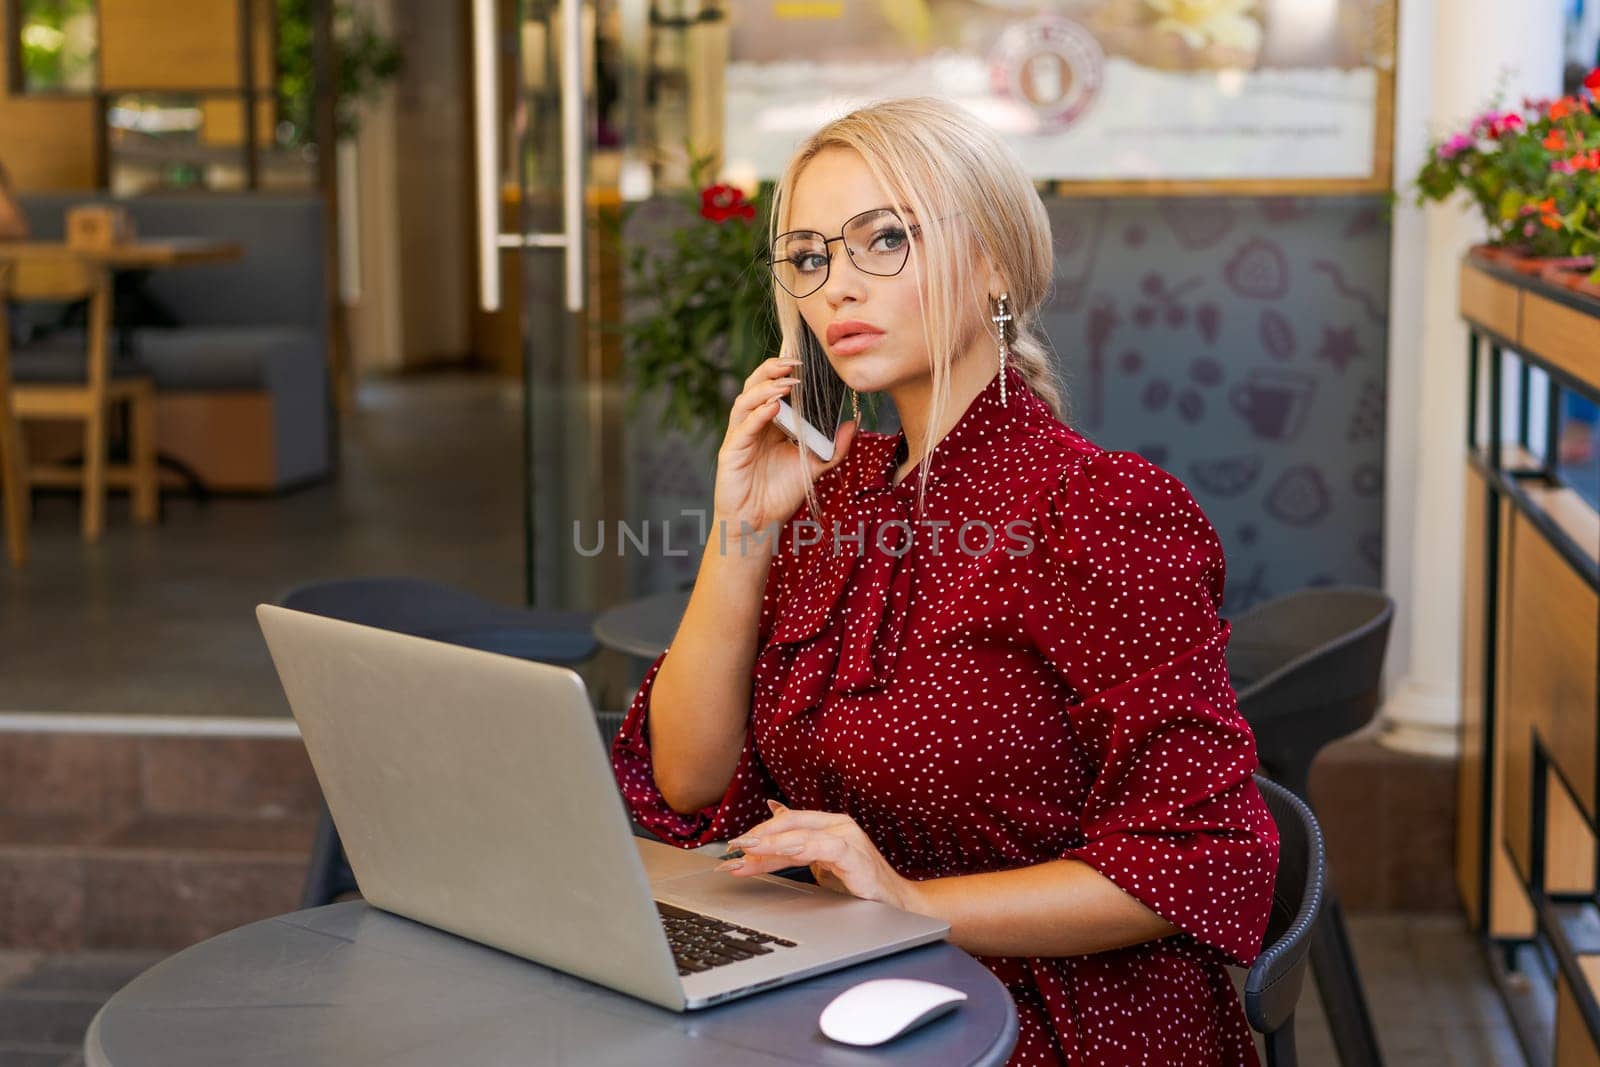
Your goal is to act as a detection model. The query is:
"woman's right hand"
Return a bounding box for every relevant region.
[712,355,857,545]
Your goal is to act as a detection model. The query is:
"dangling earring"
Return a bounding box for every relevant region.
[850,389,860,422]
[992,291,1012,406]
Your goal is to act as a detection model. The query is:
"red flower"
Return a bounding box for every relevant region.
[1531,196,1565,230]
[1556,150,1600,174]
[1584,67,1600,94]
[1486,113,1525,137]
[699,184,757,224]
[1545,130,1568,151]
[1551,96,1577,120]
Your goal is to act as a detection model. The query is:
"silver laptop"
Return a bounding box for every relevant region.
[257,604,949,1012]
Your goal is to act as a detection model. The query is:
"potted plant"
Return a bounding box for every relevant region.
[600,152,780,446]
[276,0,405,146]
[1414,67,1600,293]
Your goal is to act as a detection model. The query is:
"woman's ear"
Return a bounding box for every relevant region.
[979,256,1007,305]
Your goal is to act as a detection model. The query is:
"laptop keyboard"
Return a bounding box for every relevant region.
[655,901,797,976]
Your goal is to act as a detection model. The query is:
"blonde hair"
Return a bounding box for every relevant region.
[767,96,1062,518]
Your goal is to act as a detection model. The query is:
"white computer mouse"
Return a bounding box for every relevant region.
[818,977,969,1046]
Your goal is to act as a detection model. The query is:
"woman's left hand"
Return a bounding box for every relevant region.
[717,800,926,914]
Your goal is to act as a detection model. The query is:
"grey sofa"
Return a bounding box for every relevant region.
[15,193,331,492]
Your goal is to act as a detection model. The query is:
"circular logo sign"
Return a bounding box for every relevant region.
[989,15,1104,132]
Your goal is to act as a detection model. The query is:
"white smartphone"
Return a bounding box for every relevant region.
[772,324,850,461]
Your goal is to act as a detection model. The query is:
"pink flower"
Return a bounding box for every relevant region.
[1438,133,1474,159]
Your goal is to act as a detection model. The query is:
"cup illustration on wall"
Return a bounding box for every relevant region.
[1229,369,1317,442]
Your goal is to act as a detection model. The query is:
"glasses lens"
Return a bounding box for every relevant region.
[771,231,828,297]
[843,210,913,277]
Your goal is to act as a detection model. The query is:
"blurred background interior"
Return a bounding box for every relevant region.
[0,0,1598,1064]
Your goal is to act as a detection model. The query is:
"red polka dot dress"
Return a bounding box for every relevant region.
[612,363,1279,1065]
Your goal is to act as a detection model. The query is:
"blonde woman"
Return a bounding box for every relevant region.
[611,97,1278,1065]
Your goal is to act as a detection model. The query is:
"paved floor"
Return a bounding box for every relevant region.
[1,916,1522,1065]
[0,372,528,718]
[1245,915,1525,1066]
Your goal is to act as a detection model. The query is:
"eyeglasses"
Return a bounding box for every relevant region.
[767,207,924,299]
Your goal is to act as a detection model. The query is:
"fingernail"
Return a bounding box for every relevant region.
[779,844,804,856]
[716,860,745,872]
[731,836,759,850]
[766,799,787,812]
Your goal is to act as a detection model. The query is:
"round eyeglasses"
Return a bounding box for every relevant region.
[767,208,922,299]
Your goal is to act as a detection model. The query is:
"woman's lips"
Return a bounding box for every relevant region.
[831,331,884,356]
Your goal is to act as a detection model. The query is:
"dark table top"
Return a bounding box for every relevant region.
[593,588,690,660]
[86,901,1019,1066]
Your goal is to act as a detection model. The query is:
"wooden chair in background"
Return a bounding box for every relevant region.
[0,264,28,566]
[2,249,158,542]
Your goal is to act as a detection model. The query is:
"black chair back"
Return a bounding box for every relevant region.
[1229,586,1394,798]
[1246,775,1327,1067]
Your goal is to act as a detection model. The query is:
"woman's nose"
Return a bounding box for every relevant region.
[821,250,866,308]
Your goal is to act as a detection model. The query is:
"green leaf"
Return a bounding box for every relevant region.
[1497,188,1524,222]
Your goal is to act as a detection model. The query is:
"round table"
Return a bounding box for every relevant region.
[592,588,690,660]
[86,902,1018,1066]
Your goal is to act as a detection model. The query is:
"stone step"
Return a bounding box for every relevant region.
[0,731,321,822]
[0,728,321,951]
[0,813,315,951]
[0,715,1458,958]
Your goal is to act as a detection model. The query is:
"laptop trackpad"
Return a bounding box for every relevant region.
[652,869,815,916]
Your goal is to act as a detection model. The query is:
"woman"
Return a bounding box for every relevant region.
[611,96,1278,1066]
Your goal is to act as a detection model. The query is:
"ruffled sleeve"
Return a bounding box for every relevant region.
[608,512,806,848]
[1025,449,1279,967]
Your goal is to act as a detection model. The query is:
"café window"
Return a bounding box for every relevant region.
[14,0,98,93]
[106,94,257,195]
[10,0,323,193]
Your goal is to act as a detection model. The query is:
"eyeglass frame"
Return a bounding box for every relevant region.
[764,206,958,298]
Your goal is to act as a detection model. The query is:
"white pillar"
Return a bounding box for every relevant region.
[1378,0,1564,757]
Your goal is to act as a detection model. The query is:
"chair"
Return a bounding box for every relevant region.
[276,577,604,907]
[19,193,333,493]
[1246,774,1327,1067]
[2,248,158,541]
[0,266,28,566]
[1229,586,1395,1067]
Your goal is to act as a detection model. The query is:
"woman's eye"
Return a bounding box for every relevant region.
[870,227,908,252]
[790,252,826,273]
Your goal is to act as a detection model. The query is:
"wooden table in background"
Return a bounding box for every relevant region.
[0,238,244,270]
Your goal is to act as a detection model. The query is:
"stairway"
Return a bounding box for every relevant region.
[0,729,320,951]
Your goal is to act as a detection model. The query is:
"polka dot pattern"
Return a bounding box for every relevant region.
[611,364,1279,1065]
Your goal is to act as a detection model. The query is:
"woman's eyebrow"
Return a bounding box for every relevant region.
[789,205,913,232]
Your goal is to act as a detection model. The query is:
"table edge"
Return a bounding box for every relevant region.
[83,1004,110,1067]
